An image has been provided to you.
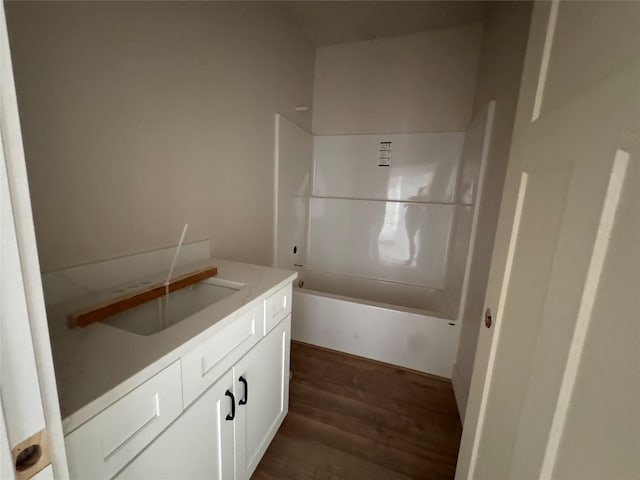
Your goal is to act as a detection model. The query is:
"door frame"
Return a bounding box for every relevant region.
[454,3,553,474]
[0,2,69,478]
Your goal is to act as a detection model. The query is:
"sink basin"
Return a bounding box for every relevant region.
[102,279,243,335]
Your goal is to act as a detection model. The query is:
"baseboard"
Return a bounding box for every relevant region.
[451,363,468,422]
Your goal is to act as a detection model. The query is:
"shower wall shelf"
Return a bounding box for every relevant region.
[308,194,459,205]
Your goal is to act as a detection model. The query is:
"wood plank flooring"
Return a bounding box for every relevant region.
[252,342,462,480]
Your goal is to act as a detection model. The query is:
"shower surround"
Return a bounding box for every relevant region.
[274,107,493,377]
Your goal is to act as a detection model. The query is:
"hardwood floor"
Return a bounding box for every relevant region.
[252,342,462,480]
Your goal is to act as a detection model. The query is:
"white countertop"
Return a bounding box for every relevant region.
[46,258,296,434]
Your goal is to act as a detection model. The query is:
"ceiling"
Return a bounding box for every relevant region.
[287,1,490,47]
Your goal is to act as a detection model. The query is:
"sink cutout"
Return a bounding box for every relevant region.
[102,279,243,335]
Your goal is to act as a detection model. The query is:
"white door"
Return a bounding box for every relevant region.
[234,317,290,480]
[457,1,639,479]
[0,3,68,479]
[113,370,235,480]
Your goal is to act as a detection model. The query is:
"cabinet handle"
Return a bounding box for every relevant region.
[225,390,236,421]
[239,376,248,405]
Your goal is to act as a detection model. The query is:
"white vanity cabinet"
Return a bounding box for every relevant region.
[64,361,184,480]
[64,282,293,480]
[234,316,290,479]
[116,316,291,480]
[114,370,236,480]
[181,302,265,408]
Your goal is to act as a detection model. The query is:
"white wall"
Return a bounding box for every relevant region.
[307,25,484,317]
[274,124,466,315]
[274,114,312,271]
[6,2,314,272]
[452,1,532,418]
[312,24,484,135]
[308,133,465,299]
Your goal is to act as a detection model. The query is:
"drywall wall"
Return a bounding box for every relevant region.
[312,24,483,135]
[6,1,314,272]
[452,1,532,419]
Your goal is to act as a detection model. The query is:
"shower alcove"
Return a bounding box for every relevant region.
[274,101,495,378]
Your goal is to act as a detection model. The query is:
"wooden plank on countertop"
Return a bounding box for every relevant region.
[67,266,217,329]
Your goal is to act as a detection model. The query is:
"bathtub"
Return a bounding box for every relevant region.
[291,270,461,379]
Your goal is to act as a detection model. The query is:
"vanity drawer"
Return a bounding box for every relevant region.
[264,284,292,335]
[182,302,263,406]
[65,361,182,480]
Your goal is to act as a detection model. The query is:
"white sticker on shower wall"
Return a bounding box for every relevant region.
[312,132,465,202]
[378,141,392,167]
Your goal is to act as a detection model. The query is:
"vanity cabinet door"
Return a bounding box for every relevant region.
[114,370,236,480]
[65,362,183,480]
[234,315,291,480]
